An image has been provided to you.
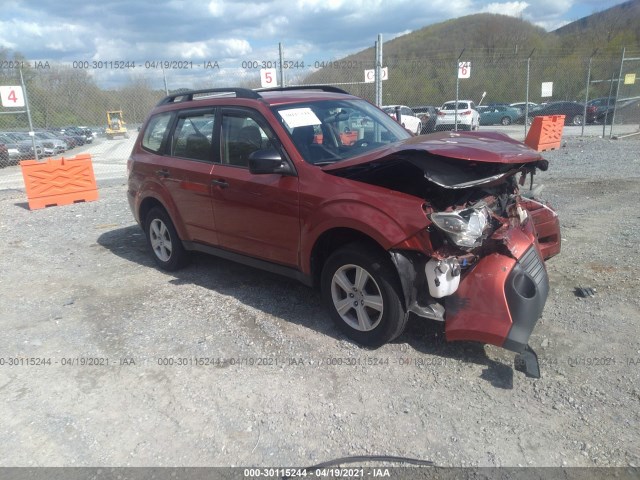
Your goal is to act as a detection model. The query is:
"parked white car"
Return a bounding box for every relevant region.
[434,100,480,131]
[381,105,422,135]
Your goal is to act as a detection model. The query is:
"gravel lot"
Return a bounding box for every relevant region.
[0,135,639,470]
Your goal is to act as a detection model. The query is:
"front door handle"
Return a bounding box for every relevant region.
[211,179,229,189]
[155,169,170,178]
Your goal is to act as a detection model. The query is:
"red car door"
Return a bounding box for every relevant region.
[209,108,300,267]
[153,108,219,245]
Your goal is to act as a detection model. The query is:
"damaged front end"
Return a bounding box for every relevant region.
[326,132,561,377]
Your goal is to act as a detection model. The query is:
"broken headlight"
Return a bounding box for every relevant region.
[429,206,491,249]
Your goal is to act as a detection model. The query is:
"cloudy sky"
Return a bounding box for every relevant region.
[0,0,628,88]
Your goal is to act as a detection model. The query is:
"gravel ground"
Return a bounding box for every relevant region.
[0,135,639,469]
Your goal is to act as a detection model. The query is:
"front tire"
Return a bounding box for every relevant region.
[501,116,512,125]
[144,207,189,271]
[321,244,407,347]
[571,114,583,126]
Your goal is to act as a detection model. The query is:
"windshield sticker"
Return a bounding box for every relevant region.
[279,108,322,129]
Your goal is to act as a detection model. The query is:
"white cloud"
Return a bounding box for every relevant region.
[208,0,225,16]
[0,19,92,55]
[526,0,574,15]
[91,39,135,61]
[257,16,290,37]
[167,42,211,59]
[534,19,571,30]
[165,38,252,59]
[295,0,386,14]
[295,0,345,11]
[217,38,253,57]
[482,2,529,17]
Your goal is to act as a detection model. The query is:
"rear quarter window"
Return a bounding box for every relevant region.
[142,112,173,153]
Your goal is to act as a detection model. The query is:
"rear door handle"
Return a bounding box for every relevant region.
[155,169,170,178]
[211,179,229,189]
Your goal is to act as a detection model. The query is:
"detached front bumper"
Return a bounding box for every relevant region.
[444,244,549,376]
[391,223,550,377]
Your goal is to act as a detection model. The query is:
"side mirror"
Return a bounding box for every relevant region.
[249,149,294,176]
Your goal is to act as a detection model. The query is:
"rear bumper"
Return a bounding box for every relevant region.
[434,119,473,130]
[445,245,549,354]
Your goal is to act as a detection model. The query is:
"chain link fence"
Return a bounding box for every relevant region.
[610,50,640,136]
[1,45,639,168]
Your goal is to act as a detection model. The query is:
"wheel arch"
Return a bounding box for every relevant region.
[138,194,187,240]
[309,227,390,289]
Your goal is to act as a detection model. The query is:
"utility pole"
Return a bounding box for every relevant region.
[19,68,39,161]
[582,49,598,137]
[524,49,535,138]
[455,48,465,132]
[279,42,285,88]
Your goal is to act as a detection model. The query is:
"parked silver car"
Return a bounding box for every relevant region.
[34,131,67,155]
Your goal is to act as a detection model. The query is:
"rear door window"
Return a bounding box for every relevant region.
[170,109,216,162]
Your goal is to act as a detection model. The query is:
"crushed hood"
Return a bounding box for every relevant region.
[323,131,548,189]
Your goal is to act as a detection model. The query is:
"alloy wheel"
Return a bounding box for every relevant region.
[331,264,384,331]
[149,218,173,262]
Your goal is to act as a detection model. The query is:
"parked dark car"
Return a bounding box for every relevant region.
[127,86,560,377]
[58,128,86,146]
[62,127,93,144]
[588,97,616,124]
[518,101,597,126]
[0,141,8,167]
[3,132,43,158]
[614,98,640,124]
[55,132,79,148]
[485,103,511,108]
[411,105,438,133]
[0,132,32,164]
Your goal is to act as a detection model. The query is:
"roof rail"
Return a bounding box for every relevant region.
[157,88,261,105]
[255,85,350,95]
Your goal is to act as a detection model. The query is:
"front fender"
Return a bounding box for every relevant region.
[300,198,422,274]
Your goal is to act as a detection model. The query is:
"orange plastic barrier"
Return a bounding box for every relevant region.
[20,153,98,210]
[524,115,565,152]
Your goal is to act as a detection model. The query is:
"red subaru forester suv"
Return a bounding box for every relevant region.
[127,86,560,377]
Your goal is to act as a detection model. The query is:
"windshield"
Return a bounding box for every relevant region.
[272,99,411,165]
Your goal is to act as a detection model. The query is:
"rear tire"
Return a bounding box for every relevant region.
[501,116,512,125]
[144,207,189,271]
[571,115,583,126]
[321,243,407,347]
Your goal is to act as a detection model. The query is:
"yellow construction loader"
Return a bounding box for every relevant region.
[105,110,129,139]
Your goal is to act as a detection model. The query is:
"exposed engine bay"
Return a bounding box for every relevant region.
[328,151,543,211]
[328,151,541,258]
